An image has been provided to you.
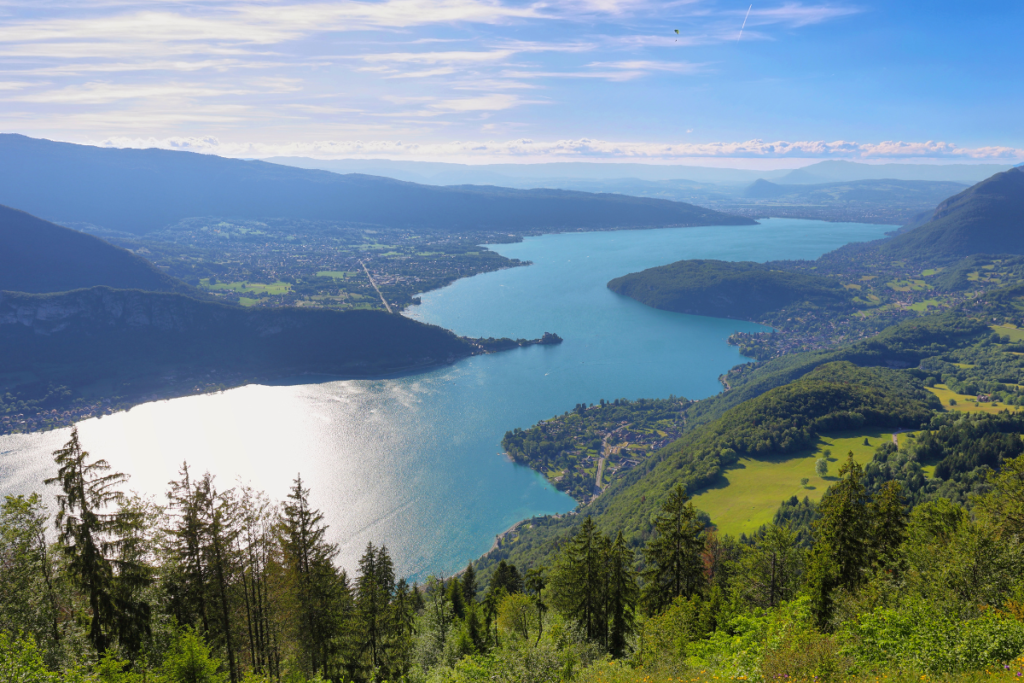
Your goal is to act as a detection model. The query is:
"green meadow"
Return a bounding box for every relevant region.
[691,429,893,537]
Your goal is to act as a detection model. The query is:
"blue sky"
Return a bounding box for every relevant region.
[0,0,1021,165]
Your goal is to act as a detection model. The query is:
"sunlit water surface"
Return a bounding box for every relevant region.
[0,219,894,579]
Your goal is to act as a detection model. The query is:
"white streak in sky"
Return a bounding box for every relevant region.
[738,4,752,39]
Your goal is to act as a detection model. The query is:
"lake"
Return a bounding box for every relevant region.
[0,218,894,579]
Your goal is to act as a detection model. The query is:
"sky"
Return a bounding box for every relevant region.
[0,0,1022,165]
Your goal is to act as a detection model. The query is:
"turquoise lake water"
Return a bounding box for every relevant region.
[0,219,894,579]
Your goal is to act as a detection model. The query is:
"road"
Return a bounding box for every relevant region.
[360,260,392,313]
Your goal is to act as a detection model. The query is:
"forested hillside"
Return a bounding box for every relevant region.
[0,205,190,294]
[0,287,475,433]
[882,167,1024,258]
[0,135,754,235]
[608,260,852,321]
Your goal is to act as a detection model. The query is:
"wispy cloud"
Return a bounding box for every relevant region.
[11,81,250,104]
[91,135,1024,162]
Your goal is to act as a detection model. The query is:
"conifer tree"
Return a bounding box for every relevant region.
[356,542,395,676]
[869,480,908,571]
[551,517,608,644]
[281,475,344,679]
[447,575,466,619]
[640,485,706,615]
[736,524,804,609]
[461,562,477,605]
[807,454,870,626]
[606,532,638,657]
[45,428,150,654]
[524,567,548,645]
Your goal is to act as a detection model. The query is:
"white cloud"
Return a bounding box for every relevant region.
[12,81,249,104]
[90,135,1024,162]
[357,50,516,65]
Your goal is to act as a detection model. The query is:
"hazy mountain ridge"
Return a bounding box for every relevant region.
[880,167,1024,258]
[0,135,754,235]
[0,204,192,295]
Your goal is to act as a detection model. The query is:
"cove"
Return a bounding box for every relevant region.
[0,218,895,580]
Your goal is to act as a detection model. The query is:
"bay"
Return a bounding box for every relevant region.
[0,218,894,579]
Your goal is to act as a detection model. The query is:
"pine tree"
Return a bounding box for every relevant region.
[524,567,547,645]
[281,475,345,679]
[807,454,870,626]
[550,516,608,645]
[736,524,804,609]
[606,532,638,657]
[640,485,706,615]
[356,542,395,676]
[199,475,240,683]
[869,481,908,571]
[447,575,466,619]
[461,562,477,605]
[165,462,211,635]
[491,560,523,595]
[45,428,150,654]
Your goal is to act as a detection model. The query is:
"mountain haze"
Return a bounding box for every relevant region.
[778,160,1011,185]
[882,167,1024,258]
[0,135,754,235]
[0,204,190,294]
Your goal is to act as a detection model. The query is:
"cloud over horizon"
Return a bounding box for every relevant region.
[92,135,1024,164]
[0,0,1020,162]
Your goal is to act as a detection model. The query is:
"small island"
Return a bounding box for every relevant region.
[472,332,563,352]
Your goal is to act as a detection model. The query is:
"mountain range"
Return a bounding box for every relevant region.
[0,135,752,235]
[270,156,1012,188]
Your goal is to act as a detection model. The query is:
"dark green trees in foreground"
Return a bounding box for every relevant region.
[5,429,1024,682]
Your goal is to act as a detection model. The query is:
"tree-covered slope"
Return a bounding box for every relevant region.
[0,287,473,380]
[0,204,190,294]
[0,134,755,235]
[881,167,1024,259]
[607,259,852,321]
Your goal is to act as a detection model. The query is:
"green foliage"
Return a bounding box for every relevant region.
[161,627,228,683]
[0,632,58,683]
[608,259,853,321]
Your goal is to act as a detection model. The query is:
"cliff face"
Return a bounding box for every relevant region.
[0,287,473,376]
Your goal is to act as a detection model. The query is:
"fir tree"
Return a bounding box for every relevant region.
[461,562,477,605]
[807,454,870,626]
[281,475,344,679]
[550,517,608,645]
[45,428,150,654]
[356,542,395,676]
[640,485,706,615]
[606,532,638,657]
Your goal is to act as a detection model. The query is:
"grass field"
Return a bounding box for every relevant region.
[992,324,1024,342]
[316,270,360,279]
[201,279,293,295]
[691,429,892,537]
[927,384,1018,415]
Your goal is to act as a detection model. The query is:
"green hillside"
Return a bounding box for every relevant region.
[607,259,852,321]
[0,204,191,294]
[882,167,1024,258]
